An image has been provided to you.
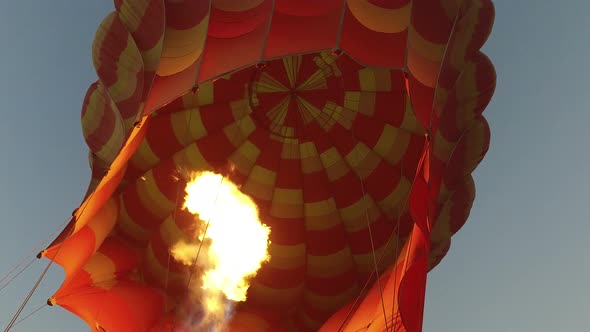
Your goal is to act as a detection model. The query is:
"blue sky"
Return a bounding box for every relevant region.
[0,1,588,331]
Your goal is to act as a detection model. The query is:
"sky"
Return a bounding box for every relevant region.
[0,1,588,331]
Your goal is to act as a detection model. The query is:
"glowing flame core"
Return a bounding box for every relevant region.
[171,171,270,329]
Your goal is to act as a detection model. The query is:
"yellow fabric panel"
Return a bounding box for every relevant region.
[400,97,426,134]
[160,215,191,247]
[81,87,106,135]
[180,81,215,107]
[306,248,355,278]
[407,25,447,62]
[346,0,410,33]
[297,97,321,124]
[300,142,323,174]
[256,72,288,93]
[360,67,392,92]
[358,92,379,120]
[82,85,126,164]
[343,91,361,112]
[248,282,304,307]
[278,126,295,138]
[198,81,215,105]
[241,166,276,201]
[373,124,410,165]
[314,51,340,78]
[228,140,261,175]
[303,199,340,231]
[136,170,174,218]
[270,189,303,219]
[157,16,209,76]
[117,197,150,242]
[116,0,150,32]
[95,121,126,164]
[338,197,380,233]
[281,138,300,159]
[282,55,302,88]
[319,148,348,182]
[432,130,455,162]
[117,0,165,71]
[272,188,303,204]
[94,14,144,103]
[461,117,488,174]
[334,104,356,130]
[303,285,358,313]
[407,46,440,88]
[318,102,344,130]
[345,143,380,179]
[376,177,411,218]
[139,36,165,72]
[129,138,160,171]
[82,252,117,290]
[455,62,481,110]
[266,98,290,128]
[430,199,453,243]
[170,109,207,146]
[224,115,256,147]
[448,5,481,71]
[144,243,188,287]
[266,243,306,270]
[172,144,212,171]
[358,68,378,92]
[229,99,251,120]
[353,245,395,275]
[86,198,119,252]
[298,69,328,91]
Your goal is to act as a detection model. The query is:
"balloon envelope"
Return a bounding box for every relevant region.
[44,0,496,331]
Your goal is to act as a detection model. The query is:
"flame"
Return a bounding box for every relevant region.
[171,171,271,330]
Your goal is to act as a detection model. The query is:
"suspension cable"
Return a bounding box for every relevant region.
[0,216,70,292]
[3,186,97,331]
[337,140,429,331]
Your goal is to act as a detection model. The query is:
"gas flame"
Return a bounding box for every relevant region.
[171,171,271,330]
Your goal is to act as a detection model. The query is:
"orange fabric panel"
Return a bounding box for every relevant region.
[46,117,148,251]
[57,280,163,332]
[46,198,118,279]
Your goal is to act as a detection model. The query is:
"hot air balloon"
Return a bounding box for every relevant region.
[38,0,496,331]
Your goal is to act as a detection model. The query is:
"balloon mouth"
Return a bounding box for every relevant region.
[247,51,346,139]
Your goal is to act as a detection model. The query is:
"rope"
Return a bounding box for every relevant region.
[192,0,214,88]
[4,257,54,331]
[335,0,347,50]
[360,177,389,331]
[11,303,45,328]
[0,217,69,291]
[0,259,35,293]
[258,0,276,63]
[3,183,96,331]
[0,258,35,291]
